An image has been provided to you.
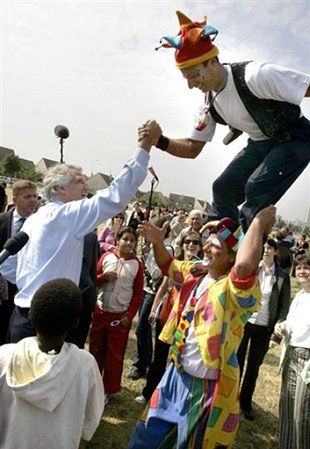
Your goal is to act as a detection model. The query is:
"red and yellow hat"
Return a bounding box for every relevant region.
[156,11,219,69]
[200,218,244,253]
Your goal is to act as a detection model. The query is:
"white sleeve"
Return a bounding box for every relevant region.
[67,148,149,239]
[0,254,17,284]
[245,61,310,105]
[81,356,105,441]
[188,104,217,142]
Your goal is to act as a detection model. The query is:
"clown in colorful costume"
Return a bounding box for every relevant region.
[127,206,276,449]
[146,11,310,232]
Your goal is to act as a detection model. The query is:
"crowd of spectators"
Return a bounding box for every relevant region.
[0,172,309,449]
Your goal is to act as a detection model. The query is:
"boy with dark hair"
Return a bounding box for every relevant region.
[0,278,104,449]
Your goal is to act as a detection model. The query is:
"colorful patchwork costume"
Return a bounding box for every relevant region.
[127,258,260,449]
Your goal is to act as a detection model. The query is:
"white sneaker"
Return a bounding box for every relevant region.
[135,394,147,404]
[104,394,111,405]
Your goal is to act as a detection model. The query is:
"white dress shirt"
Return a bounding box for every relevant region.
[249,262,275,326]
[11,210,26,234]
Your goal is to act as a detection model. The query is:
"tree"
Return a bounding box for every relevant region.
[275,215,287,229]
[19,165,43,182]
[302,226,310,236]
[0,154,22,178]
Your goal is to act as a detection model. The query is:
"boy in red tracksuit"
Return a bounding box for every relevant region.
[89,227,143,403]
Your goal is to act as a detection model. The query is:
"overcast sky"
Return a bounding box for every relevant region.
[1,1,309,222]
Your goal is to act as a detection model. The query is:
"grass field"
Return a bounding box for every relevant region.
[80,278,300,449]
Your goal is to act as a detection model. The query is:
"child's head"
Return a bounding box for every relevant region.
[295,254,310,289]
[29,278,82,338]
[116,226,137,255]
[295,254,310,269]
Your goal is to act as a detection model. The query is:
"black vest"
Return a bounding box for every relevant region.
[209,61,301,142]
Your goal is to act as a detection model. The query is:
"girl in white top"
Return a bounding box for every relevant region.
[275,254,310,449]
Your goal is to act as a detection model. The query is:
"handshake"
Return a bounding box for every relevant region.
[138,120,162,152]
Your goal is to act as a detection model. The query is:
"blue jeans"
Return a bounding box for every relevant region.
[133,291,155,373]
[209,117,310,231]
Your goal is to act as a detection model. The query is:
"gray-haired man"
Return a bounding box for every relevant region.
[5,120,161,342]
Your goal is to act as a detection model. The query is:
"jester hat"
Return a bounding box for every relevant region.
[201,218,244,253]
[156,11,219,69]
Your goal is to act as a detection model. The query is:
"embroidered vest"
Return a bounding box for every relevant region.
[209,61,301,143]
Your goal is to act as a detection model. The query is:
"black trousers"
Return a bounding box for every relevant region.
[208,117,310,231]
[133,291,155,373]
[142,319,170,401]
[237,321,270,411]
[8,306,35,343]
[66,285,96,349]
[0,282,17,345]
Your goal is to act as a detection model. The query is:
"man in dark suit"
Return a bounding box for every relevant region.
[128,202,145,231]
[0,183,6,212]
[66,231,100,348]
[0,180,37,344]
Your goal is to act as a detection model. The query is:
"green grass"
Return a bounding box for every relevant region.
[80,278,300,449]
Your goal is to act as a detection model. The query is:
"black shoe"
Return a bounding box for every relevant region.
[242,408,254,421]
[126,367,146,380]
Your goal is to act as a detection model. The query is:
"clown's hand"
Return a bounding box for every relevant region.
[137,220,169,244]
[190,262,209,277]
[254,205,276,234]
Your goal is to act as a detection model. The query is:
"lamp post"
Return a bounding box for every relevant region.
[54,125,70,163]
[90,159,99,177]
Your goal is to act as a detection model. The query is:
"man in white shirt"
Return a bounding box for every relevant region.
[0,180,38,344]
[148,10,310,232]
[6,120,161,342]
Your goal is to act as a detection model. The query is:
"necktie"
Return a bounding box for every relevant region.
[16,217,26,233]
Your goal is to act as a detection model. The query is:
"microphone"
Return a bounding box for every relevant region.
[148,166,159,182]
[54,125,70,139]
[0,231,29,265]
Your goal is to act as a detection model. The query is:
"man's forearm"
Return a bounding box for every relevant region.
[160,137,205,159]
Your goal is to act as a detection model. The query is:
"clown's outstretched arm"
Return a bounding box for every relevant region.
[234,205,276,278]
[138,125,204,159]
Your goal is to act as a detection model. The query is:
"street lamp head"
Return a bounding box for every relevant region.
[54,125,70,139]
[54,125,69,164]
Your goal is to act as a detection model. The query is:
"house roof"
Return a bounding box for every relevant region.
[38,158,59,168]
[19,158,35,168]
[0,146,15,160]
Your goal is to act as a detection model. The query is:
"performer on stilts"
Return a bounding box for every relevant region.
[144,10,310,232]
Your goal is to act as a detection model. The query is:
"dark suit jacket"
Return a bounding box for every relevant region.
[268,264,291,342]
[0,209,17,300]
[0,209,14,250]
[79,232,100,310]
[0,186,6,213]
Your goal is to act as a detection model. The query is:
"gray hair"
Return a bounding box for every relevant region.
[42,164,82,201]
[189,209,203,218]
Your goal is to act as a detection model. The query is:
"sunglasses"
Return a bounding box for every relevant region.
[183,239,201,245]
